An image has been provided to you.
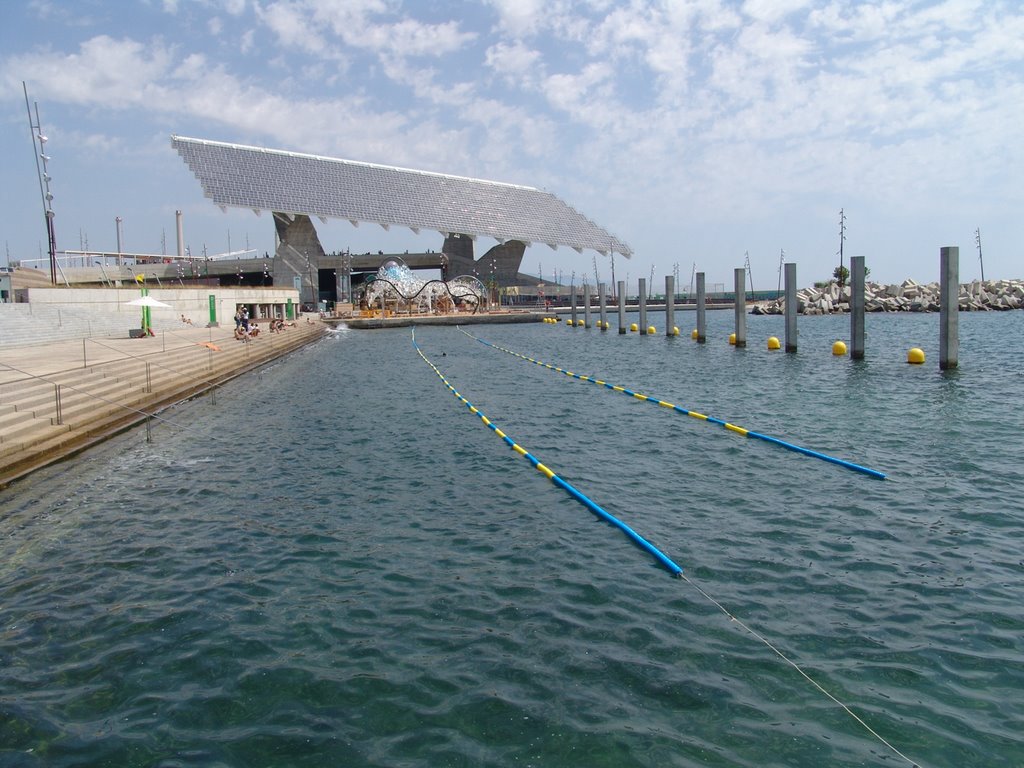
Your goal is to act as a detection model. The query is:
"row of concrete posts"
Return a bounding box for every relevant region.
[566,247,960,370]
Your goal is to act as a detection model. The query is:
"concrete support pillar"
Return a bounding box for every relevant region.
[940,246,959,370]
[638,278,648,334]
[850,255,865,360]
[571,289,577,326]
[598,283,607,329]
[696,272,706,343]
[617,280,626,334]
[784,262,797,353]
[733,268,747,347]
[583,283,591,328]
[175,210,185,261]
[665,275,675,336]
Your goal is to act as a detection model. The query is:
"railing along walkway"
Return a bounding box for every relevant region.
[0,322,327,485]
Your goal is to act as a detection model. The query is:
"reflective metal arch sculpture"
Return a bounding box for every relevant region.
[363,258,486,315]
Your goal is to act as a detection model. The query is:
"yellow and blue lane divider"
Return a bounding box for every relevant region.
[459,328,886,480]
[412,329,683,577]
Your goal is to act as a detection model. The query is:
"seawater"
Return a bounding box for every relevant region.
[1,310,1022,767]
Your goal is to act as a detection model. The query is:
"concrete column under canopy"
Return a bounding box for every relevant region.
[583,283,591,328]
[598,283,607,329]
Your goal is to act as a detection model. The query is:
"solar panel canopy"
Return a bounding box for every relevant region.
[171,136,631,258]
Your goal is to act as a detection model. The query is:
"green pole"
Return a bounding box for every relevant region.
[141,286,151,333]
[208,294,217,326]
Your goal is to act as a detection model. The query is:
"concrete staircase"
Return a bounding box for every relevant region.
[0,302,144,347]
[0,322,327,486]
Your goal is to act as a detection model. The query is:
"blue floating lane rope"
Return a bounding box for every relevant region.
[414,329,918,767]
[459,328,886,480]
[411,328,682,577]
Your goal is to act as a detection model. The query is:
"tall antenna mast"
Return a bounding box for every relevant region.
[23,82,57,285]
[975,228,985,281]
[837,208,847,287]
[744,251,754,294]
[610,250,616,300]
[777,248,785,298]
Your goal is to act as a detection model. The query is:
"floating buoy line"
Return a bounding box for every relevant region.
[459,328,886,480]
[411,329,682,576]
[413,327,917,767]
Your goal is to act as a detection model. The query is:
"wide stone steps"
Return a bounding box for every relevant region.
[0,323,326,485]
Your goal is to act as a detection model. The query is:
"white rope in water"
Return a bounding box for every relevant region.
[679,573,921,767]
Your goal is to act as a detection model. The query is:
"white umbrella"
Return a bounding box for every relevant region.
[126,296,173,308]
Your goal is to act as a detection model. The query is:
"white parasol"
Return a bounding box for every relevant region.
[126,296,173,308]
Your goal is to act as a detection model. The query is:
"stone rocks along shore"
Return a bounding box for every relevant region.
[751,278,1024,315]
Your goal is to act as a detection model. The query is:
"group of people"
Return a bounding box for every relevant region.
[234,306,296,341]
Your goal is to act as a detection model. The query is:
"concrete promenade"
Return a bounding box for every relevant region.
[0,321,327,488]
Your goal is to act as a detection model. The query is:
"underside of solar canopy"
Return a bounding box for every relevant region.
[171,135,631,258]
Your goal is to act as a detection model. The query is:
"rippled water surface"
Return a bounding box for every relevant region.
[2,311,1023,767]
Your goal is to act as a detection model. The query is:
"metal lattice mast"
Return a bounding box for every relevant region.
[975,228,985,282]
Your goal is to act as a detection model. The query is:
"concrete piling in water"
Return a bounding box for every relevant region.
[784,262,797,353]
[665,275,675,337]
[571,289,578,327]
[638,278,648,335]
[733,268,747,348]
[598,282,607,330]
[696,272,706,343]
[940,247,959,370]
[851,255,865,360]
[583,283,591,329]
[617,280,626,334]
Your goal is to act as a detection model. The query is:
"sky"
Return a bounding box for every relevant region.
[1,0,1021,292]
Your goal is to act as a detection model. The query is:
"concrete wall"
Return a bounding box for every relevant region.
[25,286,302,327]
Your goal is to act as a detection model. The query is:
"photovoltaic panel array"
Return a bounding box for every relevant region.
[171,135,631,258]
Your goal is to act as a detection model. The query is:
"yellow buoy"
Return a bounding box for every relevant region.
[767,336,781,350]
[647,325,656,335]
[601,321,609,330]
[907,347,926,364]
[630,322,638,332]
[728,333,736,345]
[691,329,698,339]
[672,326,680,336]
[832,340,847,356]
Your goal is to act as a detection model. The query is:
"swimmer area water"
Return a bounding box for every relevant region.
[411,328,916,767]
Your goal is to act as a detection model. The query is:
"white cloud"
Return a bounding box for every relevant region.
[484,41,543,86]
[485,0,557,37]
[209,17,223,35]
[256,0,474,57]
[255,1,329,56]
[9,36,174,107]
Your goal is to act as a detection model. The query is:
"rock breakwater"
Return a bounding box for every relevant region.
[752,278,1024,315]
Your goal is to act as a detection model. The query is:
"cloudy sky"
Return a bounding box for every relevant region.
[2,0,1021,291]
